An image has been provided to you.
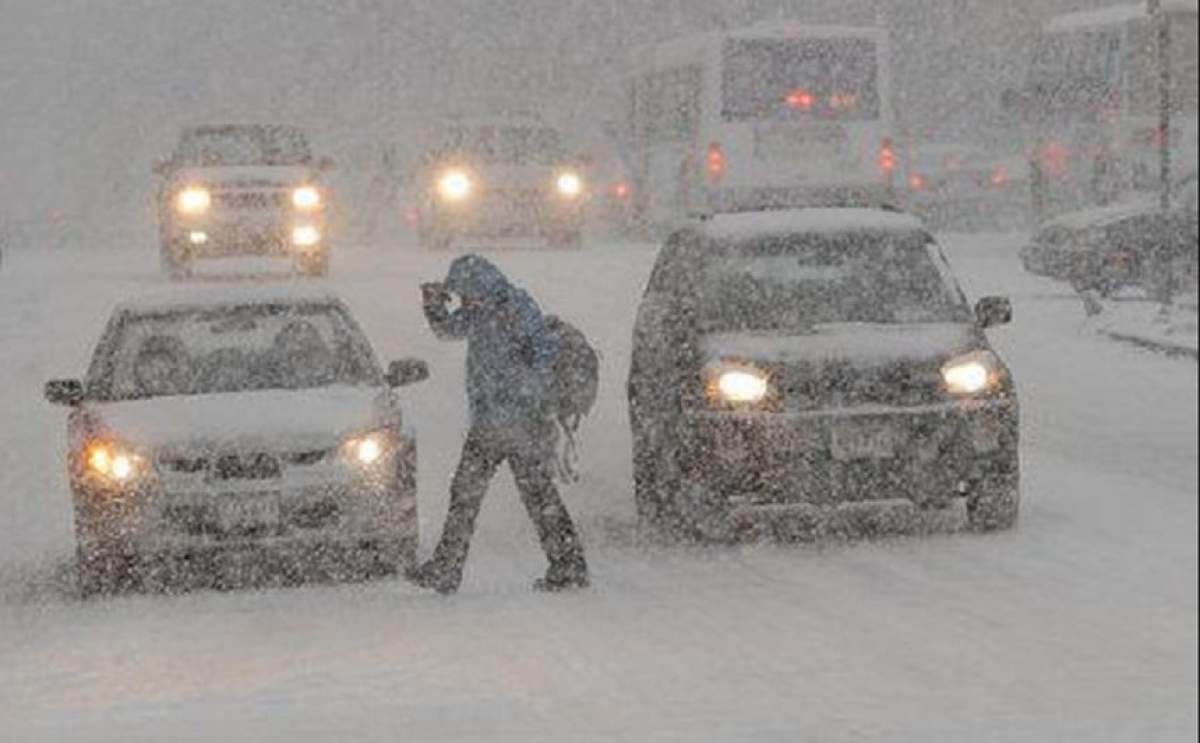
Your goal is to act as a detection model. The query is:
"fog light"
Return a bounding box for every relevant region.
[292,225,320,247]
[188,230,208,245]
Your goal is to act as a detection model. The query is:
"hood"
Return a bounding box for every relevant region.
[701,322,980,367]
[85,386,391,451]
[173,165,314,189]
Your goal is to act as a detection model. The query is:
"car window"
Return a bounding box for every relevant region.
[698,232,971,332]
[89,303,381,401]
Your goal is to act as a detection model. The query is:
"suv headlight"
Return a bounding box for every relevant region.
[704,362,770,405]
[437,170,472,201]
[342,428,396,467]
[556,171,583,198]
[292,186,321,209]
[175,186,211,215]
[82,439,143,483]
[942,350,1003,396]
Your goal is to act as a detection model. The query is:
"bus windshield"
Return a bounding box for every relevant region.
[722,37,880,122]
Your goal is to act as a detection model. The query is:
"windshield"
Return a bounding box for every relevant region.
[699,233,969,332]
[435,125,566,164]
[93,303,379,401]
[174,125,313,166]
[722,37,881,121]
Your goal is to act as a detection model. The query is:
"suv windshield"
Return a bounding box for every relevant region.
[174,125,313,166]
[699,233,970,333]
[435,125,566,165]
[93,303,380,401]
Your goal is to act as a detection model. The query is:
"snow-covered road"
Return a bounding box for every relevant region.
[1,233,1195,742]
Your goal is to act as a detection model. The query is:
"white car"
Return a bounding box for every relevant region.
[45,287,429,595]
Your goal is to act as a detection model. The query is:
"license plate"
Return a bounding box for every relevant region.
[218,493,280,532]
[831,422,903,460]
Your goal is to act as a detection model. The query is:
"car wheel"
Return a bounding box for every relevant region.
[549,231,583,250]
[966,475,1020,532]
[76,547,136,598]
[160,240,193,281]
[295,252,330,278]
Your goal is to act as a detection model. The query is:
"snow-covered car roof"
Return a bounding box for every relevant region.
[113,285,346,316]
[1042,198,1160,233]
[700,208,926,242]
[1044,0,1197,34]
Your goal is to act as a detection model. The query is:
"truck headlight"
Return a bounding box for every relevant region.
[175,186,211,215]
[556,171,583,198]
[437,170,472,201]
[292,186,321,209]
[342,428,395,467]
[84,439,142,483]
[942,350,1002,396]
[705,362,770,405]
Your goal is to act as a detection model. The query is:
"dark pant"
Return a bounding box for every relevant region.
[429,423,586,588]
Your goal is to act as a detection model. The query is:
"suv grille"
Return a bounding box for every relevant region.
[213,191,287,210]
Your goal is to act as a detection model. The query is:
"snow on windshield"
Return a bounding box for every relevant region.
[700,234,969,332]
[95,304,378,400]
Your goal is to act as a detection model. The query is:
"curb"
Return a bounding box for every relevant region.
[1100,330,1199,360]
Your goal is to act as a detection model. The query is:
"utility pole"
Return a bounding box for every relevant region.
[1151,0,1171,212]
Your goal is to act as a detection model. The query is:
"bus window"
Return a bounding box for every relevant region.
[721,38,880,121]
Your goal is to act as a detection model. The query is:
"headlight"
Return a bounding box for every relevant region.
[292,225,321,247]
[437,170,472,201]
[175,186,211,215]
[84,440,141,483]
[342,428,395,467]
[705,363,770,405]
[942,350,1002,396]
[292,186,321,209]
[556,171,583,198]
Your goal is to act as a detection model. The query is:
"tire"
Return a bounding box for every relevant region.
[76,547,136,598]
[549,231,583,250]
[418,224,452,251]
[295,252,330,278]
[966,476,1020,532]
[160,240,193,281]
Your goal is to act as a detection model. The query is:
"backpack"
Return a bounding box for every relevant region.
[543,315,599,481]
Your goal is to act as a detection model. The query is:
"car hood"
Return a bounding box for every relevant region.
[83,386,392,451]
[701,322,981,367]
[173,165,314,189]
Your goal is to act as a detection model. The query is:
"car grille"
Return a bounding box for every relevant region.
[774,360,946,410]
[213,191,288,210]
[160,448,330,478]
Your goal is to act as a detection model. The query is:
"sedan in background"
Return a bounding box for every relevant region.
[45,288,429,595]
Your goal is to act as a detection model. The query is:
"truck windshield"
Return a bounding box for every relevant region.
[175,125,313,166]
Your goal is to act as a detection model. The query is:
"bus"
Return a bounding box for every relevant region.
[623,23,896,226]
[1023,0,1198,218]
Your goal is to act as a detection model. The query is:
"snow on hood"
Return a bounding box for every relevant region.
[173,165,315,188]
[702,323,979,366]
[87,386,390,450]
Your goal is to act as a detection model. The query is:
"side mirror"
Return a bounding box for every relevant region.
[317,156,337,173]
[152,158,174,176]
[45,379,84,406]
[385,359,429,388]
[975,296,1013,328]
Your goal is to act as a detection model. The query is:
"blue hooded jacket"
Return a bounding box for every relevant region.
[425,255,558,431]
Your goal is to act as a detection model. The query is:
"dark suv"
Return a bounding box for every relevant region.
[627,208,1020,541]
[155,124,335,278]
